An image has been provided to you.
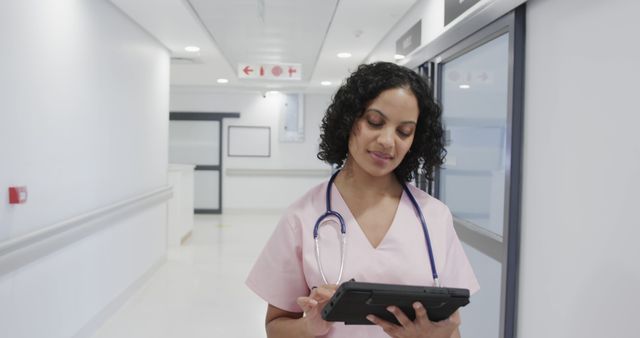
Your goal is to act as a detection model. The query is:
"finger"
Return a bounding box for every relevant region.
[324,284,338,291]
[296,297,317,312]
[296,296,318,312]
[387,306,413,327]
[432,310,461,328]
[318,284,338,292]
[412,302,431,326]
[309,285,336,302]
[449,310,461,326]
[366,314,398,334]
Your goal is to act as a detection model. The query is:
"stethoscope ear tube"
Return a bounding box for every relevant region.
[313,171,347,285]
[314,210,347,285]
[313,211,346,238]
[314,233,346,285]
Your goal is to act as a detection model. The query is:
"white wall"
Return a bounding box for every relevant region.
[519,0,640,336]
[0,0,169,239]
[0,0,170,337]
[0,208,166,338]
[366,0,445,63]
[170,88,332,210]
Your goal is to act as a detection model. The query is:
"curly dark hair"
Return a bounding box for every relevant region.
[317,61,445,182]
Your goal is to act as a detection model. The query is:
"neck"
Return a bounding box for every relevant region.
[335,159,402,197]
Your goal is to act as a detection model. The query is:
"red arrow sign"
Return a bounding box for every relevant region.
[238,63,302,80]
[271,65,283,77]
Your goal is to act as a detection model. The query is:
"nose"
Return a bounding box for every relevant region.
[376,127,394,150]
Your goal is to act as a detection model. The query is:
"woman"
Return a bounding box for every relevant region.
[246,62,479,337]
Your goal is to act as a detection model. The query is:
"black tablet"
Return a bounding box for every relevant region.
[321,281,470,325]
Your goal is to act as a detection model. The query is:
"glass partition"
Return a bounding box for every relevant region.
[440,33,509,236]
[414,6,525,338]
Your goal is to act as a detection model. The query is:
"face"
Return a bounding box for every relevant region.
[347,87,419,178]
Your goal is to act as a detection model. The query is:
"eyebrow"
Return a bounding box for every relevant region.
[365,108,417,125]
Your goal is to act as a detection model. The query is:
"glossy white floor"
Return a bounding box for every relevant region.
[90,212,281,338]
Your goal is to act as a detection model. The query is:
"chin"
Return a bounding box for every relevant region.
[362,166,396,178]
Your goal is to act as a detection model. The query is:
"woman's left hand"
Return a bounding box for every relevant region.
[366,302,460,338]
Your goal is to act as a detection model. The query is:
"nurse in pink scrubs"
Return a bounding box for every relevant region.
[246,62,479,338]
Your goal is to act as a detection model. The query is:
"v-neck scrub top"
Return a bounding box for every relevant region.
[246,179,479,338]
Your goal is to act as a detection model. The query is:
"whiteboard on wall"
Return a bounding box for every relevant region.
[227,126,271,157]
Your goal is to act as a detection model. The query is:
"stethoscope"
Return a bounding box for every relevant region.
[313,170,440,287]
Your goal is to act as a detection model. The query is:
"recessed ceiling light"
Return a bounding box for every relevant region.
[184,46,200,52]
[459,84,470,89]
[217,78,229,84]
[337,52,352,58]
[394,54,405,60]
[321,81,332,86]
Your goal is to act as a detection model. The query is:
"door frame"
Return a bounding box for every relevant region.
[169,112,240,214]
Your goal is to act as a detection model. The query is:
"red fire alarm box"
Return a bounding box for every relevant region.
[9,186,28,204]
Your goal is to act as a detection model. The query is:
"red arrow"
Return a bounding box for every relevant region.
[260,66,264,76]
[243,66,253,75]
[288,67,297,77]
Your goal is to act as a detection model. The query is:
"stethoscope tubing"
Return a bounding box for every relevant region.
[402,182,440,287]
[313,170,440,287]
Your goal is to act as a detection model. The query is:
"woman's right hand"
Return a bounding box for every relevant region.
[296,284,337,336]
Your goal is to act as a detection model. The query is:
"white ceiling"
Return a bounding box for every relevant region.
[110,0,417,92]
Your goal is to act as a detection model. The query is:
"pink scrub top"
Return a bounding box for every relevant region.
[246,179,479,338]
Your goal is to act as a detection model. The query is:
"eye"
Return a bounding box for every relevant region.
[367,117,384,127]
[397,126,415,137]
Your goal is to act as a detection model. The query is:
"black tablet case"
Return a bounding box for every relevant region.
[321,281,470,325]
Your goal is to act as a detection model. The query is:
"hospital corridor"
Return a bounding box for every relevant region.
[1,1,639,338]
[89,213,280,338]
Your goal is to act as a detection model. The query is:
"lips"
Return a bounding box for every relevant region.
[370,151,392,159]
[369,151,393,164]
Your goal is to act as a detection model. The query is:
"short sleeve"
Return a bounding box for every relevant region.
[439,208,480,295]
[245,214,309,312]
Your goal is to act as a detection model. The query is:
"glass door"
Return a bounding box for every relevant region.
[439,32,510,338]
[415,6,525,338]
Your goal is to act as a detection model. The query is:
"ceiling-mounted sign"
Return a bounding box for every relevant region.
[238,63,302,80]
[445,0,481,26]
[396,20,421,57]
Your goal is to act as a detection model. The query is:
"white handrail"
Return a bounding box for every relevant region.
[0,186,172,276]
